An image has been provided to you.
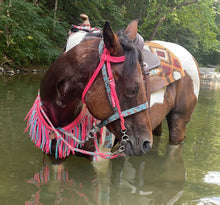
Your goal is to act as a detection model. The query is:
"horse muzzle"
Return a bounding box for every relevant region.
[124,136,152,156]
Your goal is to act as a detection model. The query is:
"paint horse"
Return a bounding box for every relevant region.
[25,20,200,160]
[25,20,152,160]
[64,20,200,148]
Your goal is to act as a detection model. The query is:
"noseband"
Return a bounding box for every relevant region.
[82,40,149,153]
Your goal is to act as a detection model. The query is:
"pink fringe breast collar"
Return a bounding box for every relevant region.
[24,93,98,158]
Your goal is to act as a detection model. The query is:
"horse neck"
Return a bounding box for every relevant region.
[65,39,101,93]
[41,39,100,128]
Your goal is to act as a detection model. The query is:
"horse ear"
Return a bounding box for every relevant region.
[124,20,138,41]
[103,21,122,55]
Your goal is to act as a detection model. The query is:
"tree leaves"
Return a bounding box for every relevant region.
[0,0,67,66]
[0,0,219,67]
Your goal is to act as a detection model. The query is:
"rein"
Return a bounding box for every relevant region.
[82,40,149,152]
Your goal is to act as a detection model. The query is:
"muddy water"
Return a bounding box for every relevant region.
[0,76,220,205]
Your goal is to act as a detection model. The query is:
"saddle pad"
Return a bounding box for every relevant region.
[71,25,101,33]
[145,41,185,93]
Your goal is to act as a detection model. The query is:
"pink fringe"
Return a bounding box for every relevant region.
[24,93,98,158]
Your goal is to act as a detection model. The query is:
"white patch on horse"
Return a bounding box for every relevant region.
[152,40,200,99]
[150,88,166,107]
[65,31,87,52]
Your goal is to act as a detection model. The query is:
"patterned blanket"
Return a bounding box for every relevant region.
[146,41,185,90]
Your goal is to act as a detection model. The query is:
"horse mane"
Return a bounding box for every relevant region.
[116,30,143,89]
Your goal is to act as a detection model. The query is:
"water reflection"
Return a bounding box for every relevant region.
[25,156,98,205]
[110,144,185,205]
[25,144,186,205]
[201,80,220,90]
[1,77,220,204]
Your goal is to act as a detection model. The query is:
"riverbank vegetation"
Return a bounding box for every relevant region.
[0,0,219,71]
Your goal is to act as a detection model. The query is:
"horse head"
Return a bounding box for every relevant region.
[40,20,153,157]
[83,21,153,156]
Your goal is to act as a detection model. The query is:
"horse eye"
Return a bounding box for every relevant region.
[125,86,139,98]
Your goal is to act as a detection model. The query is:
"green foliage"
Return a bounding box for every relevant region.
[136,0,220,65]
[0,0,219,67]
[177,1,219,50]
[0,0,68,66]
[56,0,125,30]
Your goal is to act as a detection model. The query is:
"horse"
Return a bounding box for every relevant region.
[25,20,200,160]
[25,20,152,160]
[64,20,200,146]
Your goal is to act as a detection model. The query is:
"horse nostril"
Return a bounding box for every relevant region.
[142,140,152,153]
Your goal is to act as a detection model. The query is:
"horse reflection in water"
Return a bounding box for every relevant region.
[25,157,98,205]
[110,144,185,204]
[25,144,185,205]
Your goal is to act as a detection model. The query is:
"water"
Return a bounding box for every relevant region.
[0,75,220,205]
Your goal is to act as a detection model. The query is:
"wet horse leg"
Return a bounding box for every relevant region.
[166,96,197,145]
[166,112,188,145]
[166,73,198,145]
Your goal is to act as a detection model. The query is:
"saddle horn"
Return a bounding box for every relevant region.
[80,14,90,27]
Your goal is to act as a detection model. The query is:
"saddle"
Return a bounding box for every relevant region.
[134,34,161,72]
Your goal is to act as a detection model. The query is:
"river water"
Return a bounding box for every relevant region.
[0,75,220,205]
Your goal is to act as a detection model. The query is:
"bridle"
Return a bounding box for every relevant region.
[82,40,149,153]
